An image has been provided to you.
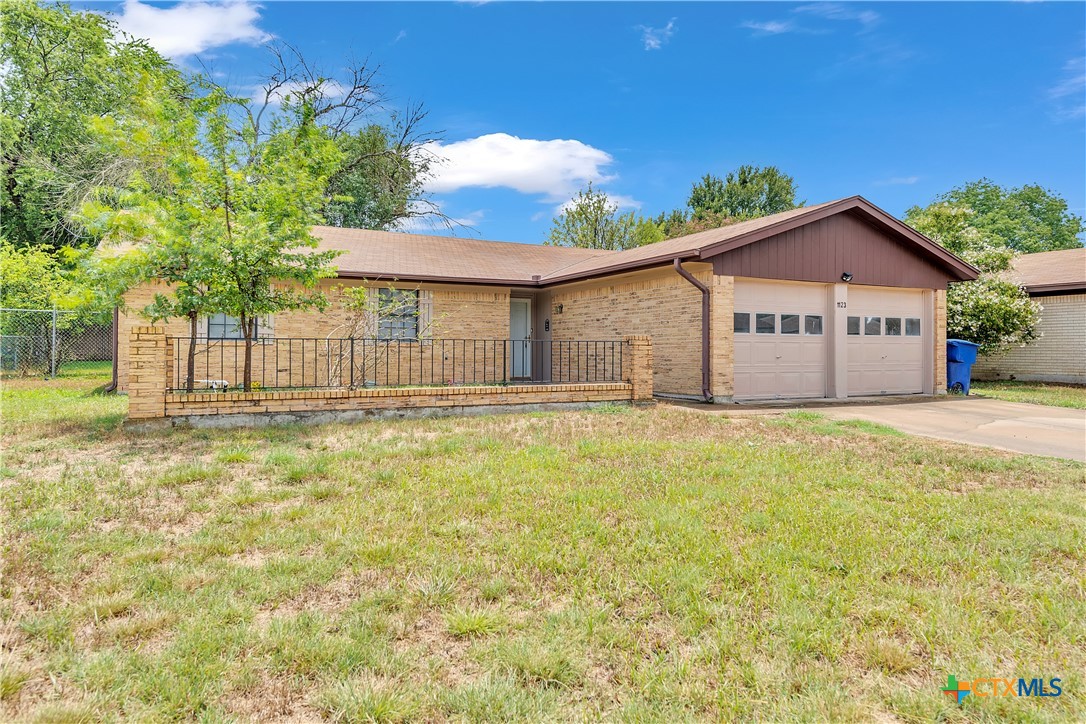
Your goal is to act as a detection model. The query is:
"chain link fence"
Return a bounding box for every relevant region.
[0,308,113,378]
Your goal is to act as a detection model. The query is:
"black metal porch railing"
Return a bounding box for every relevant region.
[167,337,626,392]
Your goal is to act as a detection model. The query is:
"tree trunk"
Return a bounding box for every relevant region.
[186,312,198,393]
[242,313,254,392]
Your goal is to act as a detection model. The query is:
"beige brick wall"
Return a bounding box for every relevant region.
[162,383,635,418]
[117,279,511,392]
[548,265,710,397]
[972,293,1086,384]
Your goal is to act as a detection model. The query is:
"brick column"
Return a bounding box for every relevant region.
[128,326,168,420]
[709,275,734,402]
[933,289,948,394]
[623,335,654,402]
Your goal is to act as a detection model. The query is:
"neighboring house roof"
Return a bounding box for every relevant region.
[312,195,982,286]
[1009,248,1086,295]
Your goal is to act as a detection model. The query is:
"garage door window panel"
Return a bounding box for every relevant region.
[847,317,861,335]
[905,318,921,336]
[864,317,882,335]
[734,313,751,334]
[781,314,800,335]
[885,317,902,336]
[756,313,775,334]
[805,315,823,335]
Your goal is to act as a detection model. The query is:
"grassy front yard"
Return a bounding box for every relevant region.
[970,380,1086,409]
[2,371,1084,721]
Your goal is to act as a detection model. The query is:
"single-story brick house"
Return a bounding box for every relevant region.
[972,247,1086,385]
[114,195,978,402]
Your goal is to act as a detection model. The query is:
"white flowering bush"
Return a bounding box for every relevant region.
[947,275,1041,355]
[907,201,1043,355]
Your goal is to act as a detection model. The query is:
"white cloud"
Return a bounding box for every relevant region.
[638,19,677,51]
[794,3,880,30]
[114,0,272,58]
[1049,57,1085,121]
[393,30,407,44]
[742,3,879,37]
[873,175,920,186]
[741,20,797,36]
[251,79,346,105]
[424,133,616,201]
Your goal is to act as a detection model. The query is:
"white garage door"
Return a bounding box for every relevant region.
[846,286,925,395]
[733,280,828,400]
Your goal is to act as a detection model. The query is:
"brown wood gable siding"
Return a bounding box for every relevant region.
[710,210,952,289]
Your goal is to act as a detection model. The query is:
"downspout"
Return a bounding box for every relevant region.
[104,307,119,393]
[673,258,713,402]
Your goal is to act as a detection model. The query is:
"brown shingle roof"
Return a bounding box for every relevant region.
[313,196,978,285]
[311,226,610,284]
[1009,248,1086,293]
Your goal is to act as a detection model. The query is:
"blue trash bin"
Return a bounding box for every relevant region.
[946,339,980,394]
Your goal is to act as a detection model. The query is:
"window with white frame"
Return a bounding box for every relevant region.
[207,313,248,339]
[377,289,420,340]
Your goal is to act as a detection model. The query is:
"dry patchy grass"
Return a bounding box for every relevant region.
[1,372,1084,721]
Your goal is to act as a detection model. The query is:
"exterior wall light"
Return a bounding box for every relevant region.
[841,272,853,282]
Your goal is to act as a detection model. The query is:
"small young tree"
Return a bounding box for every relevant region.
[78,83,222,391]
[201,88,343,390]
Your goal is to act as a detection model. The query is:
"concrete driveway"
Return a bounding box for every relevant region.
[810,397,1086,461]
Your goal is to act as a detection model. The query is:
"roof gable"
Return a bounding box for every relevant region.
[311,196,978,286]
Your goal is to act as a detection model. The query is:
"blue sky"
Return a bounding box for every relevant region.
[88,1,1085,243]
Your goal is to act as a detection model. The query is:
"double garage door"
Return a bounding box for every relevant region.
[733,280,926,400]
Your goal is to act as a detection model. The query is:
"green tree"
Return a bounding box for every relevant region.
[0,0,177,249]
[905,201,1042,354]
[688,165,800,220]
[651,208,737,239]
[324,111,442,230]
[80,78,342,391]
[78,82,223,391]
[909,179,1084,254]
[0,240,69,311]
[546,185,658,251]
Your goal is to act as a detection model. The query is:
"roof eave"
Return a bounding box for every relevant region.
[1024,281,1086,295]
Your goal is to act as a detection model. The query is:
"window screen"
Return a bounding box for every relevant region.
[864,316,882,335]
[378,289,420,340]
[207,313,247,340]
[805,315,823,335]
[733,312,751,334]
[755,313,775,334]
[905,318,921,336]
[847,316,860,335]
[885,317,902,336]
[781,314,800,334]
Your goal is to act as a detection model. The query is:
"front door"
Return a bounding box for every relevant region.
[509,298,532,379]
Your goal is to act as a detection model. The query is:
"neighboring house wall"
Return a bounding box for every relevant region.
[116,279,512,392]
[972,293,1086,384]
[547,265,710,397]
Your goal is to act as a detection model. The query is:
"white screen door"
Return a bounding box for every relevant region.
[509,299,531,379]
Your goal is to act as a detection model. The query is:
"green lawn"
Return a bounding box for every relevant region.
[2,370,1084,722]
[970,380,1086,409]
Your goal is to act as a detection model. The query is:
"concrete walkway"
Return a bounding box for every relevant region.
[677,397,1086,462]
